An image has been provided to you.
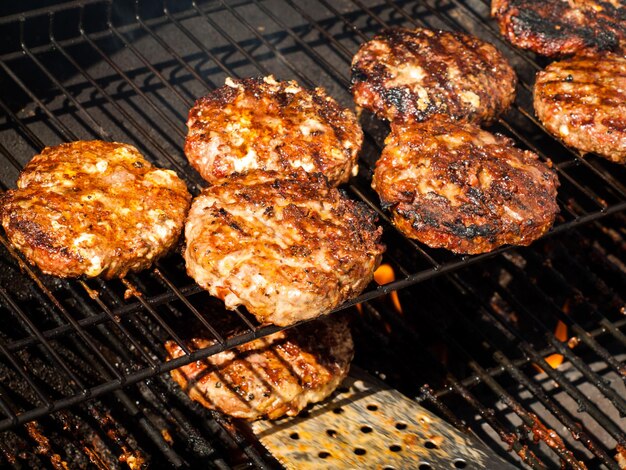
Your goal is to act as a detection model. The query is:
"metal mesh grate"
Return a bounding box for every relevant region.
[0,1,625,467]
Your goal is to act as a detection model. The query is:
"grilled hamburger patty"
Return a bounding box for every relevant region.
[185,76,363,186]
[350,27,517,124]
[1,141,191,278]
[373,116,559,254]
[534,53,626,164]
[165,315,353,420]
[184,170,384,327]
[492,0,626,57]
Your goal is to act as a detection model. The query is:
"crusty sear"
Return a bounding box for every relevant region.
[534,53,626,164]
[165,315,354,421]
[351,27,517,124]
[185,75,363,186]
[184,170,384,327]
[373,116,559,254]
[1,141,191,278]
[491,0,626,57]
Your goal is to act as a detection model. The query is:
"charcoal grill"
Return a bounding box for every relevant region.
[0,0,625,468]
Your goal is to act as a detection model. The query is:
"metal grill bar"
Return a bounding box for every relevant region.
[0,4,624,468]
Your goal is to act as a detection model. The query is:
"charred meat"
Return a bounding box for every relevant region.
[372,116,559,254]
[1,141,191,278]
[165,315,353,421]
[351,27,517,124]
[534,53,626,164]
[184,170,384,327]
[492,0,626,57]
[185,76,362,186]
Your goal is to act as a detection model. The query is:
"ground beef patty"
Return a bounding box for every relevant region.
[1,141,191,278]
[534,53,626,164]
[373,116,559,254]
[165,314,353,420]
[492,0,626,57]
[184,170,384,327]
[185,76,362,186]
[350,27,517,124]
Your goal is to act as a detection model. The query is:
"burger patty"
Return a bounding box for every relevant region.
[350,27,517,124]
[1,141,191,278]
[534,53,626,164]
[185,76,363,186]
[165,314,353,420]
[184,170,384,327]
[372,116,559,254]
[492,0,626,57]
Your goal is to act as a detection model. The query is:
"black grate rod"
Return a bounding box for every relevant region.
[48,23,203,191]
[0,60,78,142]
[191,0,274,77]
[549,336,626,414]
[456,274,626,448]
[472,290,626,445]
[423,275,620,467]
[133,1,214,91]
[161,1,246,79]
[120,278,192,356]
[316,0,371,43]
[77,15,186,141]
[153,268,225,344]
[467,359,592,470]
[77,280,159,371]
[0,341,53,411]
[600,318,626,349]
[251,0,351,89]
[212,0,315,85]
[0,284,85,400]
[105,8,193,108]
[0,98,44,150]
[282,0,355,61]
[492,350,621,469]
[500,252,626,381]
[0,141,23,174]
[443,378,549,469]
[22,16,112,141]
[0,237,124,384]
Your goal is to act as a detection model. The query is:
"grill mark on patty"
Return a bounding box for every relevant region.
[492,0,626,56]
[351,27,516,124]
[534,53,626,163]
[373,116,559,254]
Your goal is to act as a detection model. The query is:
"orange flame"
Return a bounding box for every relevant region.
[543,320,568,369]
[356,264,403,316]
[535,300,571,373]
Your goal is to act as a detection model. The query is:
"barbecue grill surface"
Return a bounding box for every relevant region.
[0,1,625,468]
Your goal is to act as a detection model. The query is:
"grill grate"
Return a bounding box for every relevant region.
[0,1,625,468]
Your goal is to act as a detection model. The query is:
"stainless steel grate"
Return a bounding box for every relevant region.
[0,1,625,468]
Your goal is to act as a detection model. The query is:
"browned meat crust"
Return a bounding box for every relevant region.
[372,116,559,254]
[350,27,517,124]
[184,170,384,327]
[492,0,626,57]
[185,76,363,186]
[534,53,626,163]
[1,141,191,278]
[165,315,353,420]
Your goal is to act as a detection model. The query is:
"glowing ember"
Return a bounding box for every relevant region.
[543,320,568,369]
[356,263,403,315]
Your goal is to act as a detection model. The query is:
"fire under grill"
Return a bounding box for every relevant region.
[0,0,624,468]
